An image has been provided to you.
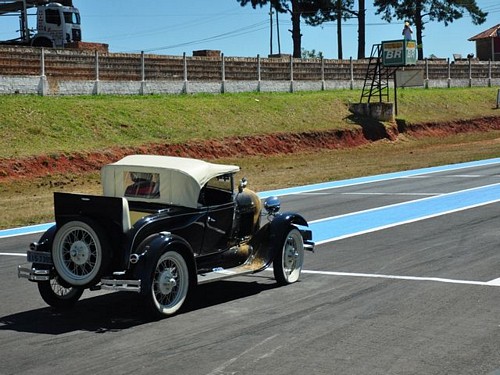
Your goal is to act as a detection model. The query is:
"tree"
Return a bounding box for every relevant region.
[303,0,361,59]
[237,0,314,58]
[374,0,488,60]
[301,48,324,58]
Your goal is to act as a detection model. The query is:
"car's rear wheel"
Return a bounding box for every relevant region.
[52,219,110,287]
[273,227,304,285]
[141,250,190,318]
[37,276,84,309]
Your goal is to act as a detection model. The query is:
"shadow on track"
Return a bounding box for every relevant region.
[0,276,278,334]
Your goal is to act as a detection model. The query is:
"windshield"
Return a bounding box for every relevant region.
[64,11,80,25]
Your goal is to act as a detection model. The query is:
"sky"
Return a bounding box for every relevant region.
[0,1,499,60]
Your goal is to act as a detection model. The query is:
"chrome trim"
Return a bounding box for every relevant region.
[17,266,51,281]
[100,278,141,292]
[303,241,315,253]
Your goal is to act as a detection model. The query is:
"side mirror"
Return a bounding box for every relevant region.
[264,196,281,215]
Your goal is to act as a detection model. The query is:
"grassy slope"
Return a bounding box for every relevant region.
[0,87,499,229]
[0,87,499,159]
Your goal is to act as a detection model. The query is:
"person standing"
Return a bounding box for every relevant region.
[402,21,413,40]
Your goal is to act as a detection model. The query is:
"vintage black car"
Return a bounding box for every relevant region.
[18,155,314,318]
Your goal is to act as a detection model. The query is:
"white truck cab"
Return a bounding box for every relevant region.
[33,2,81,47]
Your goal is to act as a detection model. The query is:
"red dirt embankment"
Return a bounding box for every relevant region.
[1,116,499,181]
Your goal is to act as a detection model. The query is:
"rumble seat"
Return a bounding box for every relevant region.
[128,209,151,225]
[125,200,168,227]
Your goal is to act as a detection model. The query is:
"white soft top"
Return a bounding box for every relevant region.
[101,155,240,208]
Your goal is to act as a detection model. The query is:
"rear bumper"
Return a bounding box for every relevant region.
[17,266,50,281]
[18,264,142,293]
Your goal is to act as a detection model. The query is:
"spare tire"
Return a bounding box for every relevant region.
[52,219,111,287]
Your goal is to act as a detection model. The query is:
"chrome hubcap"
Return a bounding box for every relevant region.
[284,239,298,270]
[69,240,90,265]
[158,269,177,295]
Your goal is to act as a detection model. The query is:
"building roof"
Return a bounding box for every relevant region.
[468,24,500,41]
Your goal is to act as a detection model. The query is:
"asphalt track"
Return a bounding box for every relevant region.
[0,158,499,374]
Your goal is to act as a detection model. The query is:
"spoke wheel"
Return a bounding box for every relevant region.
[52,220,110,287]
[37,276,84,309]
[144,251,190,318]
[273,228,304,285]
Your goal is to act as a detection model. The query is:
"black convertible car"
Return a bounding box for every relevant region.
[18,155,314,318]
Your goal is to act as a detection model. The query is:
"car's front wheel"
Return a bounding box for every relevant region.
[141,250,190,318]
[273,227,304,285]
[37,276,84,309]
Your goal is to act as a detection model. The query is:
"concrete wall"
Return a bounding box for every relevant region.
[2,75,499,96]
[1,45,499,96]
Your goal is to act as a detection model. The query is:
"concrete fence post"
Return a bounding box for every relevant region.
[424,58,429,89]
[140,51,146,95]
[40,47,45,77]
[257,54,261,92]
[350,57,354,89]
[488,60,492,87]
[468,58,472,87]
[93,50,100,95]
[289,56,294,93]
[447,58,451,88]
[321,57,325,91]
[38,48,48,96]
[182,52,188,94]
[221,53,225,94]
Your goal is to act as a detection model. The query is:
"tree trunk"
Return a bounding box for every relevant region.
[290,0,302,58]
[415,0,424,60]
[357,0,365,59]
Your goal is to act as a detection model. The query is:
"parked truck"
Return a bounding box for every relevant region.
[0,0,106,51]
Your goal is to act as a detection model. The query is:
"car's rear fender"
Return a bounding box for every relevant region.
[30,224,57,254]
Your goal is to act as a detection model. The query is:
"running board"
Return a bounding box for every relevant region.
[197,263,265,285]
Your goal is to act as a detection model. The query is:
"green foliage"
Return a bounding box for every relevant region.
[302,0,355,25]
[301,48,324,58]
[374,0,488,59]
[236,0,338,57]
[374,0,487,26]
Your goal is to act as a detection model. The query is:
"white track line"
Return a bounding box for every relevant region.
[301,270,500,287]
[1,253,25,257]
[4,254,499,287]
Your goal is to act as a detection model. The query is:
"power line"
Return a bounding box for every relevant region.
[136,20,269,53]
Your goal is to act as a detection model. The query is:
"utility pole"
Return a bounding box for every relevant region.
[269,3,274,55]
[337,0,342,59]
[276,7,281,54]
[21,0,28,42]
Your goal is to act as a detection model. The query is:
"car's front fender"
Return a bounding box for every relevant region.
[250,212,312,269]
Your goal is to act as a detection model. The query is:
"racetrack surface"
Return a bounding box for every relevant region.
[1,159,499,375]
